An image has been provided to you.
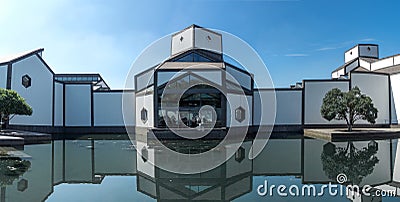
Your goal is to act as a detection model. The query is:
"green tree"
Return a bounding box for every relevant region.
[321,86,378,131]
[0,88,32,130]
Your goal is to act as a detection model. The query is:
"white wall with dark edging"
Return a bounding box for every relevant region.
[65,84,91,127]
[0,65,6,89]
[10,55,53,126]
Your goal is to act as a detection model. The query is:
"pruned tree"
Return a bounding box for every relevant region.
[321,86,378,131]
[0,88,32,129]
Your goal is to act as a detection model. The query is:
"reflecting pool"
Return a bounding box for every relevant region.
[0,134,399,201]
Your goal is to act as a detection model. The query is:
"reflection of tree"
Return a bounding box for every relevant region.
[321,141,379,185]
[0,156,31,186]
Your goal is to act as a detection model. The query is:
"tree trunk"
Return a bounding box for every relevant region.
[0,116,6,130]
[348,124,352,132]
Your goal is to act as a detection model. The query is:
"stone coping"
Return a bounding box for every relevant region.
[304,128,400,142]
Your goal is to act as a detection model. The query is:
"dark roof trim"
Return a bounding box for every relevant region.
[303,79,350,82]
[93,89,135,93]
[350,71,390,77]
[55,73,102,77]
[344,44,378,54]
[332,58,359,73]
[35,53,55,75]
[0,48,44,66]
[167,49,223,63]
[255,88,303,91]
[374,53,400,61]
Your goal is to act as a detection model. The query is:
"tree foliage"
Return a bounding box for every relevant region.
[321,86,378,131]
[0,88,33,129]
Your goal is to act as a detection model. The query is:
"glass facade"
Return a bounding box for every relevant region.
[226,64,252,91]
[157,85,224,128]
[135,69,154,92]
[135,49,254,129]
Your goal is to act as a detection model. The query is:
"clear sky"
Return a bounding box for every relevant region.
[1,0,400,89]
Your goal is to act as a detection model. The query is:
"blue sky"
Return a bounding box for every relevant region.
[1,0,400,89]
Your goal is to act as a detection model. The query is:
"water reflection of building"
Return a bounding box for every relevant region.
[136,140,253,201]
[0,137,399,201]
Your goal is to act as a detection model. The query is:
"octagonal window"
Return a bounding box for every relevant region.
[235,147,245,163]
[141,107,148,123]
[235,106,245,123]
[22,75,31,88]
[17,179,28,192]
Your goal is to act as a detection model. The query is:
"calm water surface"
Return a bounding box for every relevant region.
[0,134,399,202]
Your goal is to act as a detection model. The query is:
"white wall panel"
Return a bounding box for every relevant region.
[351,72,390,124]
[275,90,302,124]
[135,94,154,127]
[194,28,222,53]
[331,71,338,79]
[359,59,371,70]
[94,92,135,126]
[65,84,91,126]
[0,65,6,88]
[393,140,400,183]
[226,94,251,127]
[10,55,53,125]
[345,46,359,63]
[54,82,63,126]
[304,81,349,124]
[391,88,397,124]
[171,27,193,56]
[254,90,301,125]
[390,73,400,124]
[394,55,400,65]
[371,57,393,71]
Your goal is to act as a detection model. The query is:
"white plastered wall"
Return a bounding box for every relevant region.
[94,92,135,126]
[194,28,222,53]
[65,84,91,126]
[351,72,390,124]
[135,93,154,127]
[10,55,53,125]
[54,82,63,126]
[345,46,359,63]
[254,90,301,125]
[304,81,349,125]
[0,65,6,88]
[171,27,194,56]
[391,73,400,124]
[226,94,252,127]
